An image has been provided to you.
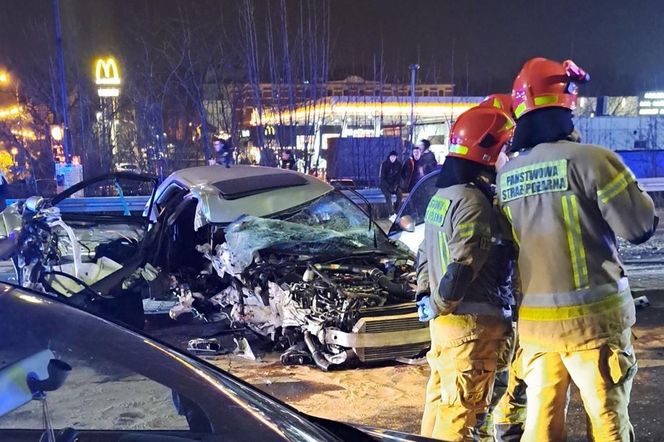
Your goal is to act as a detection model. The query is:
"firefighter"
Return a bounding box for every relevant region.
[416,105,516,441]
[496,57,658,441]
[477,93,528,442]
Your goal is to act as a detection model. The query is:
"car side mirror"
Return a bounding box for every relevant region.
[25,196,46,212]
[0,349,55,417]
[399,215,415,233]
[27,359,71,396]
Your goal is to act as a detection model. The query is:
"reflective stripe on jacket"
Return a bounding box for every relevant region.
[416,184,514,318]
[497,140,657,351]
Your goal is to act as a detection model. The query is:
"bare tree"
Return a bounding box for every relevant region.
[241,0,269,164]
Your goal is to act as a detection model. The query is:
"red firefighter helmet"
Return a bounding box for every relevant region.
[479,93,513,115]
[447,107,515,166]
[511,57,590,119]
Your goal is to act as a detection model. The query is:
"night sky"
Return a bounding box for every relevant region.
[1,0,663,96]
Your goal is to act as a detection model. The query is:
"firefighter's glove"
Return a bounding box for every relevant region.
[416,296,439,322]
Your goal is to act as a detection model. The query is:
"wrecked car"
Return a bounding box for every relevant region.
[148,166,429,369]
[1,166,430,370]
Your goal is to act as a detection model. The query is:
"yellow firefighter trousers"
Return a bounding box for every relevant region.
[520,330,637,442]
[476,325,518,442]
[421,313,510,441]
[493,342,527,442]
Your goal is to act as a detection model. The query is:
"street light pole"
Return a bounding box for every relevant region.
[10,147,18,168]
[52,0,71,163]
[408,64,420,146]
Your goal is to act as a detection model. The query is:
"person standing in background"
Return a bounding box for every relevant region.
[209,138,232,168]
[401,146,424,192]
[280,150,296,170]
[379,150,403,215]
[417,139,438,175]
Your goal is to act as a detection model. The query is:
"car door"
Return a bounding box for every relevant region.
[388,170,440,254]
[43,173,160,326]
[49,172,159,267]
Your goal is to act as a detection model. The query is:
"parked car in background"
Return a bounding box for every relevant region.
[115,163,142,174]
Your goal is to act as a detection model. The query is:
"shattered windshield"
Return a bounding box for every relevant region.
[225,191,389,264]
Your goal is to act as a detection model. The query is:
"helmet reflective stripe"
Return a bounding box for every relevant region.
[502,119,515,131]
[449,144,469,155]
[514,102,528,119]
[514,96,561,118]
[534,95,560,106]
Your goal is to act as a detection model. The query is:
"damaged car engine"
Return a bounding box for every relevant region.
[164,208,428,370]
[170,237,419,370]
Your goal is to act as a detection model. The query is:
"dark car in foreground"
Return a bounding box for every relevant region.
[0,284,433,441]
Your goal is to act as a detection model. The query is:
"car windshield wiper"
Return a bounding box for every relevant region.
[349,249,390,256]
[331,184,373,229]
[331,184,378,249]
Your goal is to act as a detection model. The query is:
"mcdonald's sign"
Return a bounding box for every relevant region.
[95,57,121,97]
[95,57,121,85]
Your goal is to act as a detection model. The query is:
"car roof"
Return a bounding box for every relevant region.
[158,165,334,224]
[165,165,313,188]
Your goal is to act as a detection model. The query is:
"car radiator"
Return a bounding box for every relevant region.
[324,303,430,363]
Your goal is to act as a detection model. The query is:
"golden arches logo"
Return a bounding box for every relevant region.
[95,57,121,86]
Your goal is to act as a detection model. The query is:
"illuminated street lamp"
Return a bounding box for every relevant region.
[0,71,9,85]
[10,146,18,166]
[50,125,64,142]
[50,124,65,163]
